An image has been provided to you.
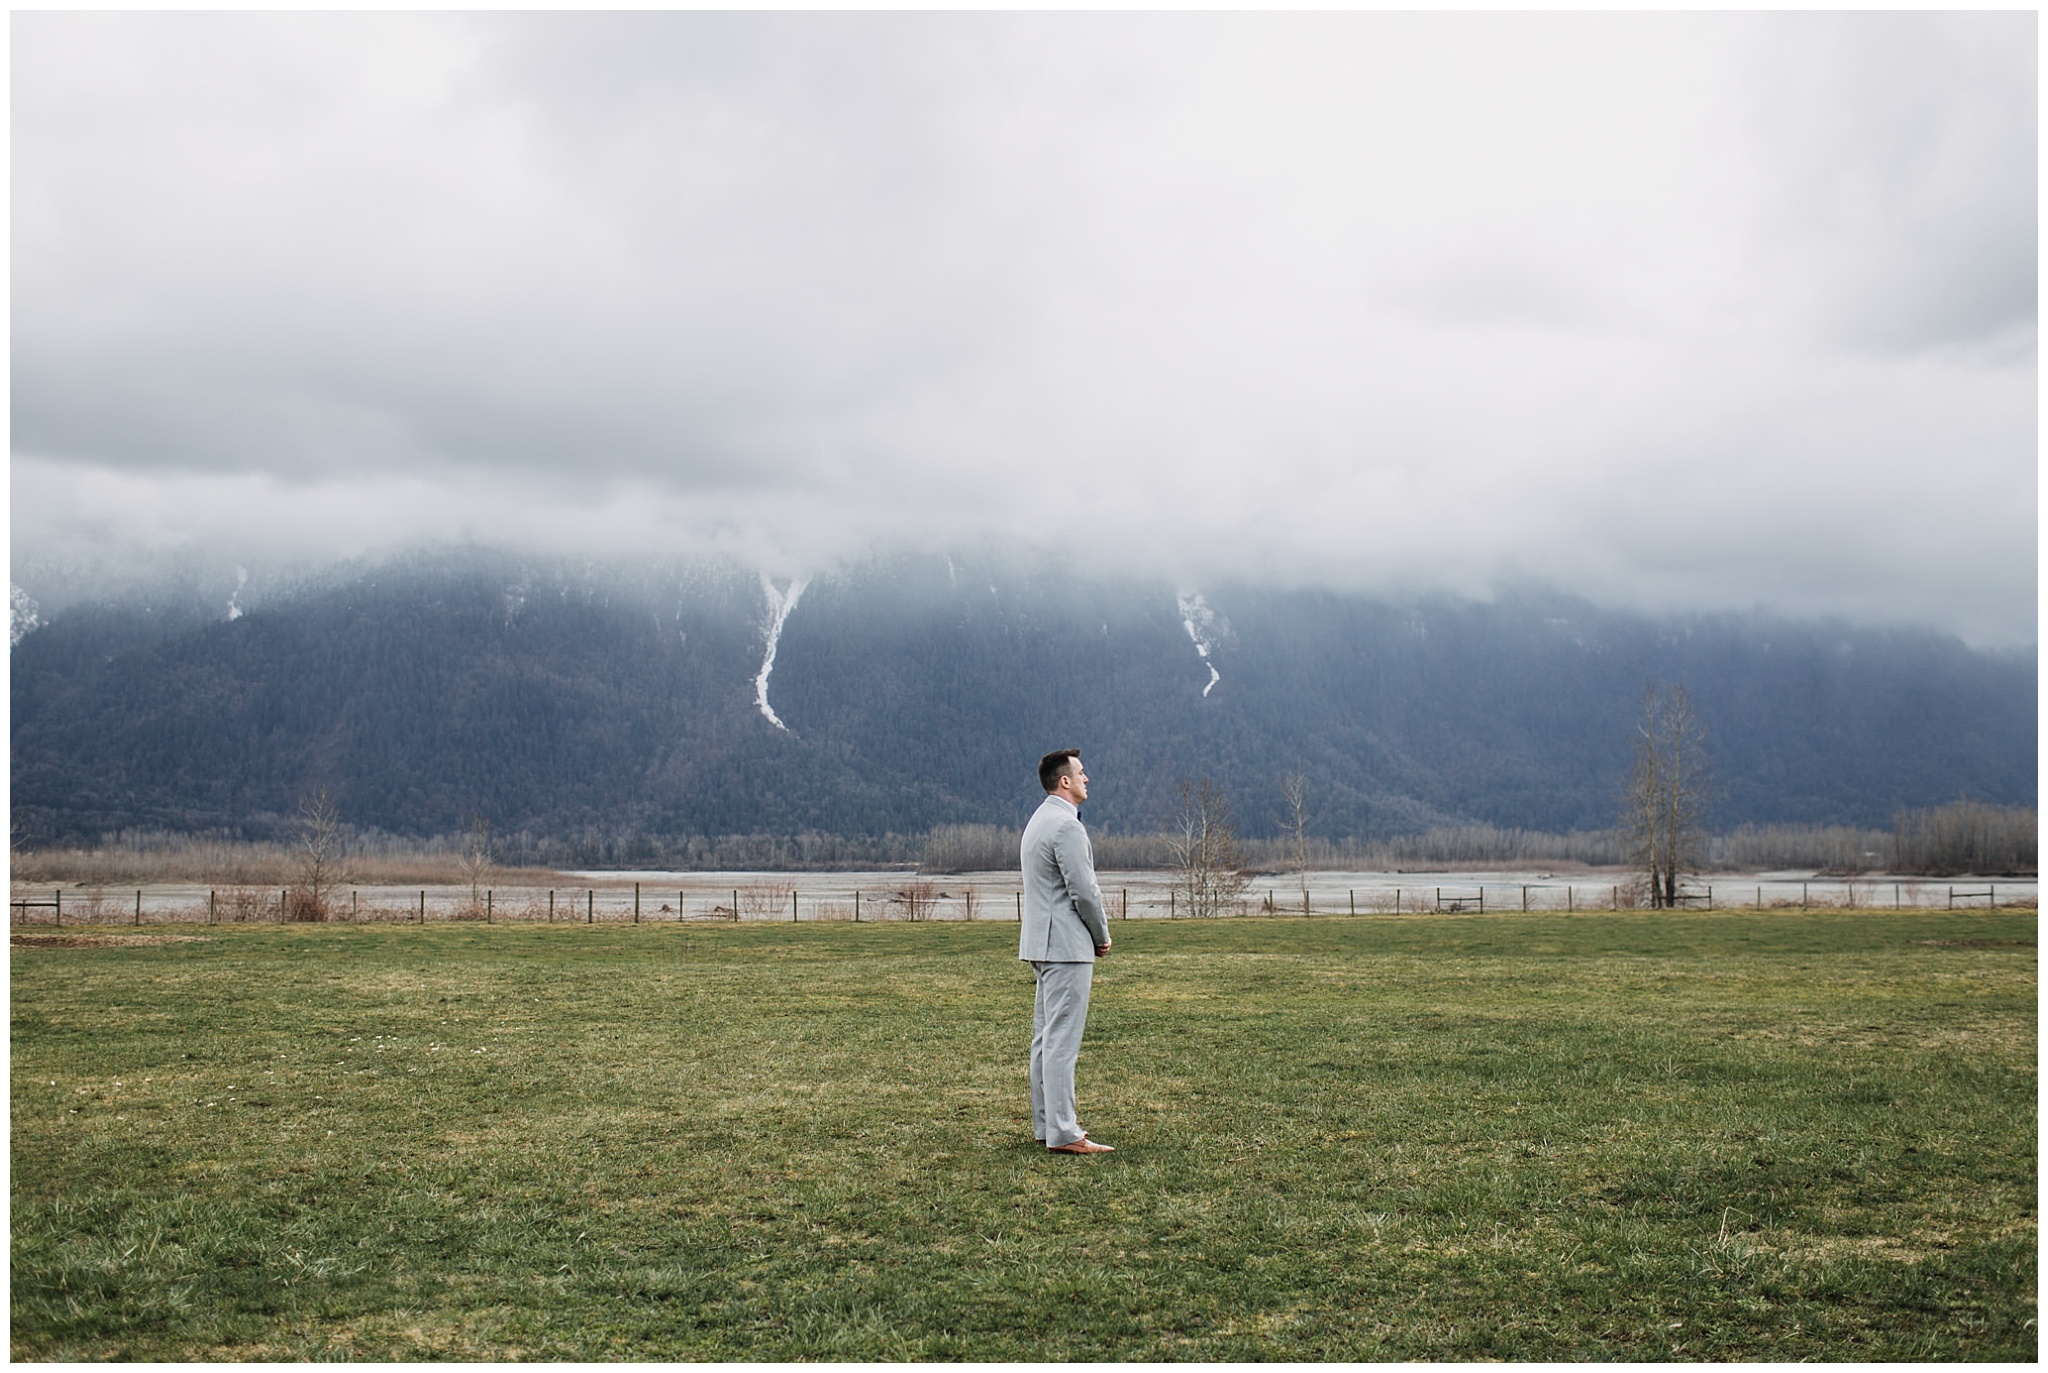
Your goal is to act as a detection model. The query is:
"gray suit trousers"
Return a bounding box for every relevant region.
[1029,960,1094,1147]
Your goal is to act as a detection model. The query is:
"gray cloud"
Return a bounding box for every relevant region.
[1740,13,2038,354]
[11,11,2037,644]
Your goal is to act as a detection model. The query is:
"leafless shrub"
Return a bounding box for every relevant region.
[739,883,796,919]
[284,888,330,921]
[216,885,266,922]
[892,879,939,921]
[362,900,419,923]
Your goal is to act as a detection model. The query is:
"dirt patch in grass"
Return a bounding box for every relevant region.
[12,933,210,949]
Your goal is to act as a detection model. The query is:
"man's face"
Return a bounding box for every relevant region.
[1059,758,1089,805]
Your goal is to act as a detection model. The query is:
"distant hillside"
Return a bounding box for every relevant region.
[10,550,2036,856]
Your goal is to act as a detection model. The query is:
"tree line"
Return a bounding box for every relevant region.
[24,797,2028,892]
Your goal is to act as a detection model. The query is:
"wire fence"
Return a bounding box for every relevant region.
[9,873,2037,927]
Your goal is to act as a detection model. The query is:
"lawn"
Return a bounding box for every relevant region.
[10,909,2036,1360]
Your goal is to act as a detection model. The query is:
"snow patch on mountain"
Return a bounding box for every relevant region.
[1177,591,1226,697]
[226,565,249,621]
[755,573,809,730]
[10,584,42,647]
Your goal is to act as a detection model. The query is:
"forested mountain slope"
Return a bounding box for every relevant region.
[11,550,2035,850]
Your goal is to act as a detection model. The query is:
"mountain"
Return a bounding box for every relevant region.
[9,549,2036,854]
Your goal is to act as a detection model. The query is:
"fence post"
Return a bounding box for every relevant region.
[1707,886,1712,911]
[1990,884,1996,909]
[280,889,287,922]
[1948,885,1954,910]
[1303,887,1309,917]
[1802,881,1808,909]
[209,889,215,924]
[635,883,641,924]
[791,889,797,923]
[1170,890,1175,918]
[733,890,739,923]
[1611,885,1617,910]
[54,887,62,926]
[855,890,861,922]
[1567,886,1573,913]
[136,889,142,926]
[1393,889,1399,914]
[1350,889,1355,915]
[680,891,685,921]
[419,890,426,923]
[1757,886,1762,910]
[352,890,358,922]
[1122,888,1128,920]
[1894,882,1899,910]
[588,890,595,924]
[1521,884,1527,913]
[548,890,554,922]
[1479,888,1485,914]
[486,890,493,923]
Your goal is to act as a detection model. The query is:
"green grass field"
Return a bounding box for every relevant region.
[11,909,2036,1360]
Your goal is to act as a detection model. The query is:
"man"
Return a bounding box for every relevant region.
[1019,748,1115,1154]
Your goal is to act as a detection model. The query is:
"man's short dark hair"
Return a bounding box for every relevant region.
[1039,749,1081,793]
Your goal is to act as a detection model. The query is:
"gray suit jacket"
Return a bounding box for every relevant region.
[1019,794,1110,962]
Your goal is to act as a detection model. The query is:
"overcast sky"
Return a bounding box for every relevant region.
[12,12,2037,645]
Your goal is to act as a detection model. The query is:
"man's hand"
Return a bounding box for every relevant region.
[1096,938,1112,957]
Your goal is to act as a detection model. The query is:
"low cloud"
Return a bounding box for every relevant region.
[11,12,2036,645]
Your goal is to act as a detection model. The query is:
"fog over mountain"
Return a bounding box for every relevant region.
[11,15,2035,850]
[11,12,2038,649]
[10,550,2034,852]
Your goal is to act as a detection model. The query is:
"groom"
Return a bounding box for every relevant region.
[1019,748,1114,1154]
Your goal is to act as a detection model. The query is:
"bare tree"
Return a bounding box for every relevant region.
[1622,684,1711,908]
[291,789,345,920]
[1280,772,1312,908]
[1168,777,1251,918]
[458,813,494,915]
